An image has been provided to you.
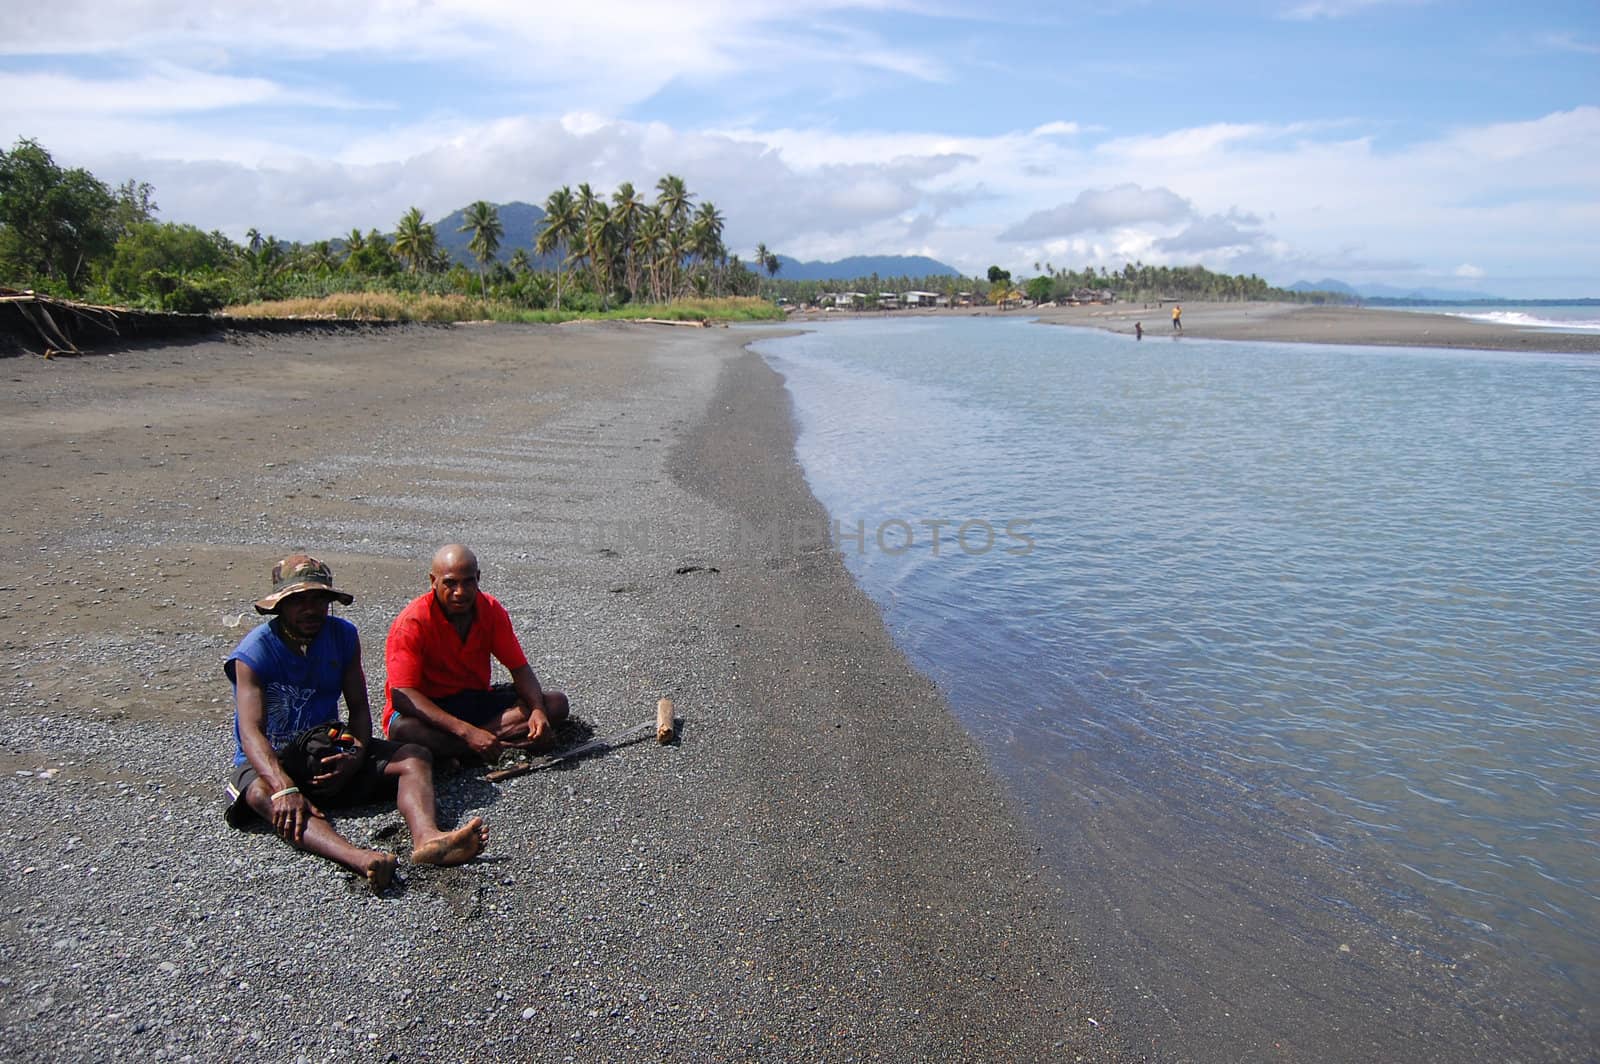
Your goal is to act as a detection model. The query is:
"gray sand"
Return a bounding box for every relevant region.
[0,324,1123,1061]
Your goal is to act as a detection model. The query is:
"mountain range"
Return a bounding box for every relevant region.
[769,254,963,282]
[1288,278,1502,302]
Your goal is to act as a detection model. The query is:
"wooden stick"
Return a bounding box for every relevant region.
[483,720,655,783]
[656,698,675,744]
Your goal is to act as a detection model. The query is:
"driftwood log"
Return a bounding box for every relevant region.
[656,698,676,744]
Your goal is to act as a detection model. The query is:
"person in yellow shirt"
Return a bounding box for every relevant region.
[1172,304,1182,331]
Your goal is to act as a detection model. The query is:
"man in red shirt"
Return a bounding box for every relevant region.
[383,544,569,763]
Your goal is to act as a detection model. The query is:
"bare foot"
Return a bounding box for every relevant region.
[363,852,397,894]
[411,817,488,866]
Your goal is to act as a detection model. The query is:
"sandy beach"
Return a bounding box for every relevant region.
[2,311,1590,1061]
[1033,300,1600,354]
[0,323,1124,1061]
[787,299,1600,355]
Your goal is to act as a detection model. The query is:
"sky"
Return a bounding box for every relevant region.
[2,1,1597,297]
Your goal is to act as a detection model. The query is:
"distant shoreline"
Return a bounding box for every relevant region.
[787,301,1600,355]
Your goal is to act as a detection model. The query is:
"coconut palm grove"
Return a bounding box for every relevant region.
[0,137,1323,322]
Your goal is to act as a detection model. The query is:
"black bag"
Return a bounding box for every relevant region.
[277,722,359,796]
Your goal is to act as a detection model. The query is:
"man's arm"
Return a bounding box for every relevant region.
[234,660,321,843]
[341,644,374,741]
[509,664,552,743]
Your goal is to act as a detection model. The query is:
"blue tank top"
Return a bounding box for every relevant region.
[226,617,360,766]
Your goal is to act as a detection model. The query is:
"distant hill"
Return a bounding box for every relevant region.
[1289,277,1502,301]
[774,254,963,282]
[432,201,551,268]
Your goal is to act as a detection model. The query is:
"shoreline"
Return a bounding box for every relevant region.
[0,323,1124,1060]
[788,300,1600,355]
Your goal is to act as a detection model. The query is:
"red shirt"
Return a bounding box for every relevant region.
[383,590,529,732]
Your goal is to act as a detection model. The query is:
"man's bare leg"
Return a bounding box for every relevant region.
[383,747,488,865]
[387,713,476,760]
[243,782,396,893]
[496,690,571,750]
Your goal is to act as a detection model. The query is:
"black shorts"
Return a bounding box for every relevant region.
[224,738,404,829]
[435,683,522,727]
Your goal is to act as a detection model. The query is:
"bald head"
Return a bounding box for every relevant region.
[431,543,478,577]
[429,544,481,619]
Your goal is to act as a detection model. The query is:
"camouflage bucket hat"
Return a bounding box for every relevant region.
[253,553,355,614]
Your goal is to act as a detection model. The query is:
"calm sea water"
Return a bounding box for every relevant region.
[755,317,1599,1048]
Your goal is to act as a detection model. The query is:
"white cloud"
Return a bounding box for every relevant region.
[0,65,374,117]
[0,2,947,116]
[1280,0,1427,20]
[1455,263,1485,279]
[1537,32,1600,56]
[1000,185,1193,241]
[1,0,1595,295]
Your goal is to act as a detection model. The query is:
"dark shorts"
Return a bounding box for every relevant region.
[435,683,522,727]
[224,738,405,829]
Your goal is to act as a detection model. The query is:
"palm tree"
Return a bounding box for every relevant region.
[536,186,579,311]
[509,248,531,274]
[757,243,780,284]
[393,207,436,274]
[459,200,502,299]
[655,175,693,298]
[655,174,691,228]
[303,240,337,273]
[610,182,644,301]
[632,205,666,304]
[582,201,617,308]
[690,201,725,293]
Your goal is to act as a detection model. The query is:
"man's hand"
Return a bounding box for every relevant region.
[524,705,554,747]
[463,727,504,763]
[270,789,323,844]
[309,742,366,791]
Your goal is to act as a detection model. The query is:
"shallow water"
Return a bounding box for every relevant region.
[756,317,1599,1052]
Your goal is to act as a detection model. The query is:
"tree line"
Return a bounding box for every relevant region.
[765,262,1347,308]
[0,138,781,315]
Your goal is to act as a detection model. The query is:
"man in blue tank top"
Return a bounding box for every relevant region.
[224,553,489,892]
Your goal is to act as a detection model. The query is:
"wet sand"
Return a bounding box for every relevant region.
[789,300,1600,355]
[1035,301,1600,354]
[0,324,1124,1061]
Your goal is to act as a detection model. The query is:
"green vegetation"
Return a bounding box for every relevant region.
[0,137,780,324]
[769,262,1351,308]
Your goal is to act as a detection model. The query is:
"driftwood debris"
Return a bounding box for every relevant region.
[0,290,123,357]
[656,698,676,744]
[0,288,224,358]
[627,317,708,328]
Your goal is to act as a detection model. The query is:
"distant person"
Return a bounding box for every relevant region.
[1135,321,1143,341]
[224,554,488,893]
[1172,304,1183,331]
[384,544,570,764]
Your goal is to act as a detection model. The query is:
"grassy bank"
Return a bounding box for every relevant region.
[222,292,784,324]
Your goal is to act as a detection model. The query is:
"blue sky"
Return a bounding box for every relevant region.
[2,1,1597,296]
